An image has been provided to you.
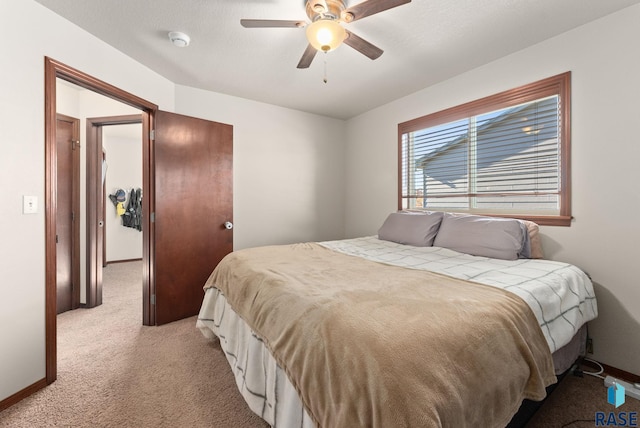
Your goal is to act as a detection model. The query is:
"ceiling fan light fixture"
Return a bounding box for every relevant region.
[306,19,346,52]
[168,31,190,48]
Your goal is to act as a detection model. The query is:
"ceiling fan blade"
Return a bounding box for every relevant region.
[343,0,411,22]
[240,19,306,28]
[343,30,383,60]
[297,44,318,69]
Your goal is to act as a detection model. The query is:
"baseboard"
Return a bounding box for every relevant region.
[105,258,142,265]
[0,378,47,412]
[582,358,640,383]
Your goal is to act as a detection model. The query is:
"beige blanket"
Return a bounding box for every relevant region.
[204,242,556,428]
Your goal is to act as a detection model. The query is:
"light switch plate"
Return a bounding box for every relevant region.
[23,195,38,214]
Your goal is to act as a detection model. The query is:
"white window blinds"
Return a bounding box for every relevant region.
[398,72,571,225]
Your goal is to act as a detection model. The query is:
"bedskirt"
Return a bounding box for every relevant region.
[197,287,315,428]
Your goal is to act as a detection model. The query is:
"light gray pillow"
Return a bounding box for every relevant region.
[433,213,528,260]
[377,211,444,247]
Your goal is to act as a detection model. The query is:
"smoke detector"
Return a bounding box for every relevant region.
[168,31,190,47]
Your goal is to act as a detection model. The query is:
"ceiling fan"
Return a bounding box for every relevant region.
[240,0,411,69]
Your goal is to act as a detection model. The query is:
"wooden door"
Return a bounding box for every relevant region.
[56,114,80,314]
[154,111,233,325]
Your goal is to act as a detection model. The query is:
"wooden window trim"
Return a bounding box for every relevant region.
[397,72,571,227]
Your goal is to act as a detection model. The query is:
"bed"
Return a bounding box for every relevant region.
[196,212,597,427]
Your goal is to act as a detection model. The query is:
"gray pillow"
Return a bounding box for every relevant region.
[378,211,444,247]
[433,213,528,260]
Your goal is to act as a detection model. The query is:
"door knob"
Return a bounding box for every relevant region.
[224,221,233,230]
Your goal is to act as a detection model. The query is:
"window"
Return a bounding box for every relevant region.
[398,72,571,226]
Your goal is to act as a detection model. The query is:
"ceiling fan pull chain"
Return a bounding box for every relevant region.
[323,52,328,84]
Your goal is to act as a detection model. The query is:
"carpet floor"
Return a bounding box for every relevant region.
[0,261,637,427]
[0,261,267,428]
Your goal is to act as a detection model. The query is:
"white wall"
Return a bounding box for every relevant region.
[175,86,346,250]
[0,0,174,402]
[344,5,640,375]
[0,0,346,404]
[104,128,143,262]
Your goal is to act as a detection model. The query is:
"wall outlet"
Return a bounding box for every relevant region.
[586,337,593,354]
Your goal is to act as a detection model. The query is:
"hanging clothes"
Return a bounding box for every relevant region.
[134,188,142,231]
[109,189,127,216]
[121,188,142,232]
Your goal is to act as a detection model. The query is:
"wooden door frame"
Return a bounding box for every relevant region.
[55,113,81,311]
[86,114,143,308]
[102,149,107,269]
[45,57,157,384]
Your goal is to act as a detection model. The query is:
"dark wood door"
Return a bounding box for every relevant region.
[56,114,80,314]
[154,111,233,325]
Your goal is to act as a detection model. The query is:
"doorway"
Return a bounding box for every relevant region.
[102,122,144,268]
[86,115,143,308]
[45,57,156,384]
[44,57,234,386]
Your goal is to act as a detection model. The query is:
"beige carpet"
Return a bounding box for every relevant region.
[0,261,267,428]
[1,261,638,427]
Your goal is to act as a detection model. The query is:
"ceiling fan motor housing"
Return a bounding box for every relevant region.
[306,0,351,22]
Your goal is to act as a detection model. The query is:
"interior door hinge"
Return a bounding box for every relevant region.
[72,140,80,150]
[55,234,59,244]
[150,294,156,305]
[150,212,155,223]
[149,130,155,140]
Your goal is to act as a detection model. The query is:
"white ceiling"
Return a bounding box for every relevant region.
[36,0,640,120]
